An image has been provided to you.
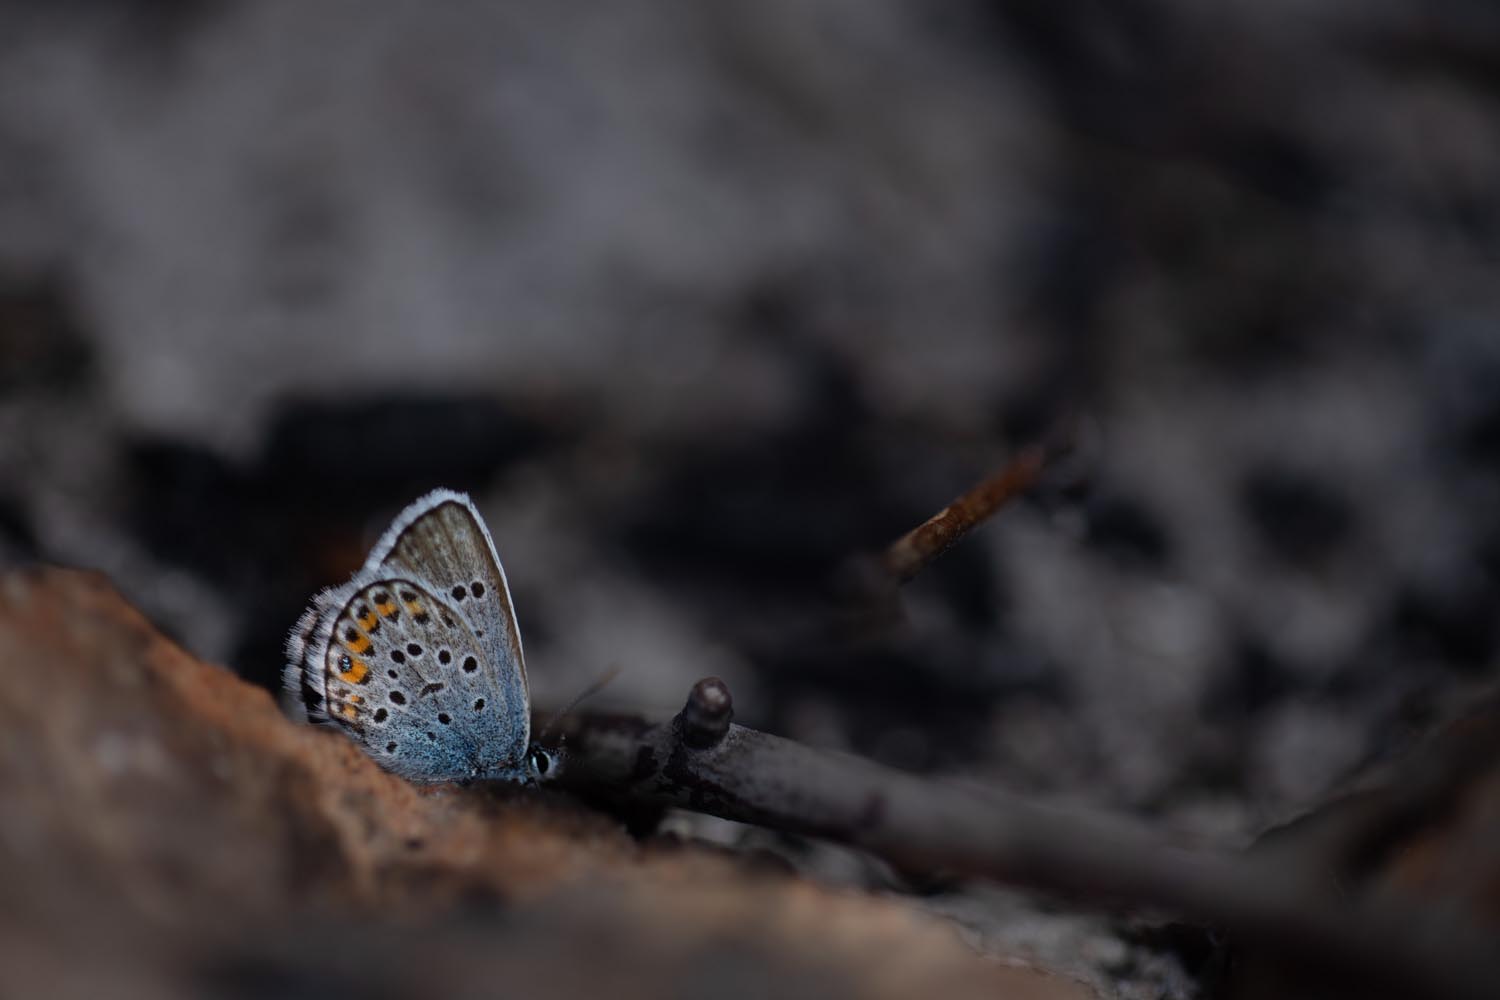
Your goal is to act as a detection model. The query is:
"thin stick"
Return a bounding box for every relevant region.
[880,420,1072,585]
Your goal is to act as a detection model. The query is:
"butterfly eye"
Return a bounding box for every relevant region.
[527,746,551,778]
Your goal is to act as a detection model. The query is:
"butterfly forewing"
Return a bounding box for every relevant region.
[369,494,527,696]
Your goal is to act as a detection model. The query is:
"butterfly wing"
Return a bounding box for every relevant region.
[364,490,527,688]
[283,490,531,782]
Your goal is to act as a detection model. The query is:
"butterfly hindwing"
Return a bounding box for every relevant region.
[321,578,525,781]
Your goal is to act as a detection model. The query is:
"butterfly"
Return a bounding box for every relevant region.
[283,489,552,784]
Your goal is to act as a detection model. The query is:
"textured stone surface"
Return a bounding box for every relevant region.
[0,567,1093,999]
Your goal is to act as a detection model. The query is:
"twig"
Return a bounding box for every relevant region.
[879,420,1074,585]
[544,678,1500,1000]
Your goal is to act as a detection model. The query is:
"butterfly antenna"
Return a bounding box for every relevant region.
[539,664,622,743]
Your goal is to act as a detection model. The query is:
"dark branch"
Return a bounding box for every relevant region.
[543,679,1500,1000]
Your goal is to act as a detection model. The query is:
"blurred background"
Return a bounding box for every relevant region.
[1,0,1498,982]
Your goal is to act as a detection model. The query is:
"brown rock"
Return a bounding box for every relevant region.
[0,568,1093,999]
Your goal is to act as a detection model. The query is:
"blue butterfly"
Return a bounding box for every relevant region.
[284,489,550,783]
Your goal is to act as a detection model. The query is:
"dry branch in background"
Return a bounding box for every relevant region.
[881,442,1050,584]
[879,416,1079,585]
[828,419,1080,636]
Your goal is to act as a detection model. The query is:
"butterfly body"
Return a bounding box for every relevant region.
[284,489,539,783]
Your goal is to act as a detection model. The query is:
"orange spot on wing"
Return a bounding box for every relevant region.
[340,703,357,720]
[340,658,369,684]
[345,634,372,655]
[375,601,397,618]
[404,600,424,617]
[357,611,379,630]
